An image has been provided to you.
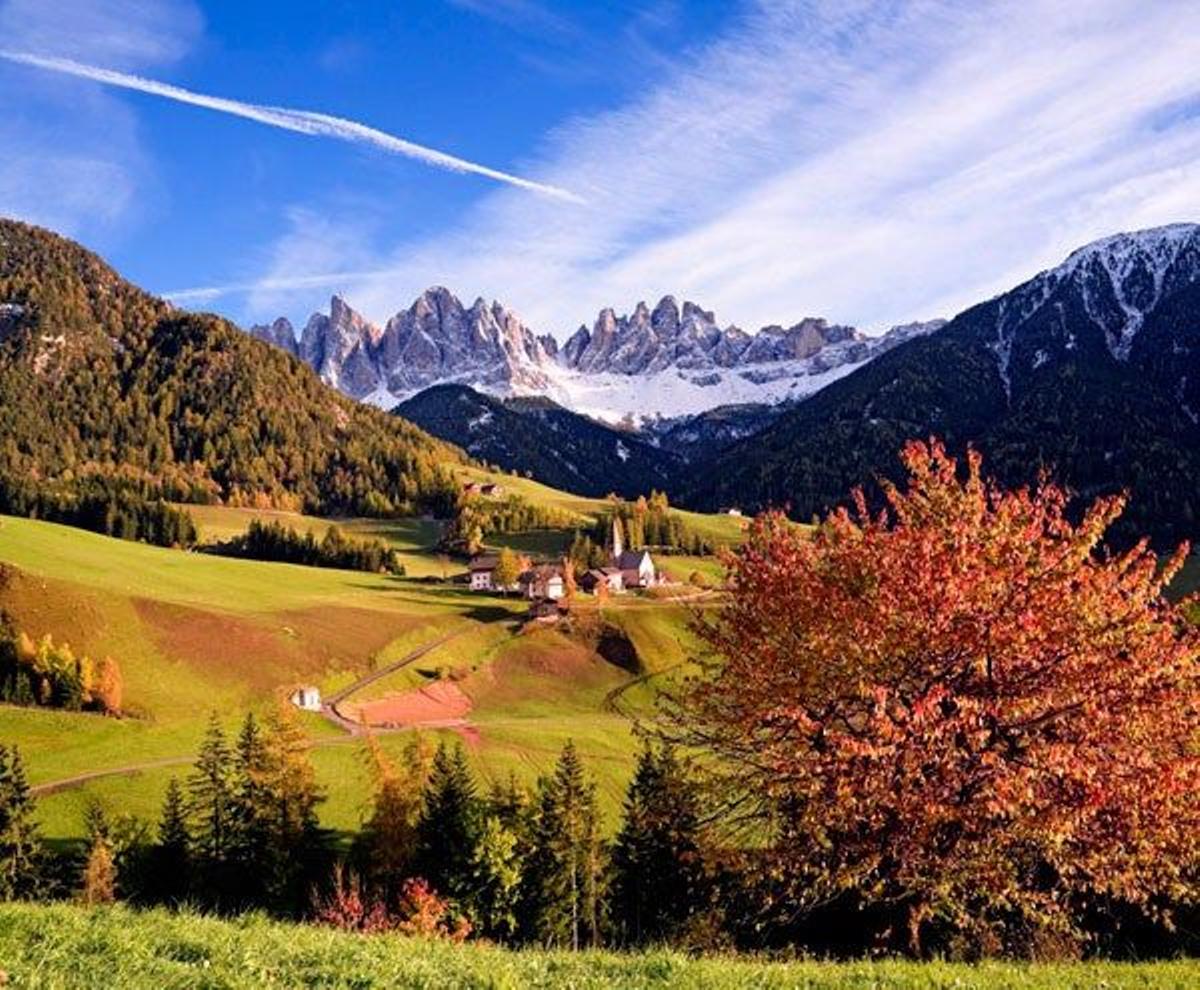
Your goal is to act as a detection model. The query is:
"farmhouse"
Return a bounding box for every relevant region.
[469,552,529,592]
[519,564,565,600]
[289,685,321,712]
[468,554,499,591]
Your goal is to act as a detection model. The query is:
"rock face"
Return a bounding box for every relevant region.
[248,317,298,356]
[561,298,863,374]
[251,288,944,421]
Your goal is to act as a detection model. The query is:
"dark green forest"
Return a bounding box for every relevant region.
[0,219,463,538]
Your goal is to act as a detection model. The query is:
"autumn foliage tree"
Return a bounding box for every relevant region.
[665,440,1200,956]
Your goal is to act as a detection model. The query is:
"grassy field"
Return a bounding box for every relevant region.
[1,903,1196,989]
[456,466,749,550]
[0,506,712,842]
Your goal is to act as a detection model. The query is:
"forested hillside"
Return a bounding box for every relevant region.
[0,220,462,521]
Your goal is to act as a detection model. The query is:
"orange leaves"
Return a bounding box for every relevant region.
[671,438,1200,950]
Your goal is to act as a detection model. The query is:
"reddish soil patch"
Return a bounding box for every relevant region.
[133,600,428,695]
[343,680,473,729]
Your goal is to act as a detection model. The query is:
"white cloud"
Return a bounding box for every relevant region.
[191,1,1200,336]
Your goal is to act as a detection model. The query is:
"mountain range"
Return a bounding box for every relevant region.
[251,290,944,423]
[5,214,1200,548]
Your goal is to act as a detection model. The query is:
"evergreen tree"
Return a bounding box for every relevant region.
[225,713,271,907]
[610,744,708,946]
[414,744,480,901]
[154,777,190,905]
[187,712,232,899]
[0,745,41,900]
[521,741,604,949]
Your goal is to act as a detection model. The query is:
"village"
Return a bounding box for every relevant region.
[466,517,665,619]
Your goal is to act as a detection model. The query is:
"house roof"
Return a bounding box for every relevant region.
[520,564,564,583]
[469,555,499,571]
[615,550,652,570]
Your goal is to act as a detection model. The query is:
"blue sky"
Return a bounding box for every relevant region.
[2,0,1199,338]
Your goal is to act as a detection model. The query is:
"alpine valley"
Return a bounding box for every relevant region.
[247,222,1200,543]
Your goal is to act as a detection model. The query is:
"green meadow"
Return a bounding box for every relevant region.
[0,489,719,843]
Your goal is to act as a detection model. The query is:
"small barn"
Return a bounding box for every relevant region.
[580,567,624,594]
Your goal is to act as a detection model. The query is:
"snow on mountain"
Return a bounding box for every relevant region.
[250,289,945,424]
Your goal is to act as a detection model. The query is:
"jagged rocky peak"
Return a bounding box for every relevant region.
[248,316,297,356]
[559,296,872,375]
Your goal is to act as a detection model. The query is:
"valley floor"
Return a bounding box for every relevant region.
[1,903,1196,989]
[0,491,716,842]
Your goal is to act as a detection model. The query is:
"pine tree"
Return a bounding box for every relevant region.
[154,777,190,904]
[522,741,604,949]
[0,745,41,900]
[227,712,270,906]
[414,743,480,901]
[610,744,708,946]
[187,712,231,899]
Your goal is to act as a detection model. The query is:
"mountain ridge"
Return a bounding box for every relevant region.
[250,290,945,422]
[691,222,1200,544]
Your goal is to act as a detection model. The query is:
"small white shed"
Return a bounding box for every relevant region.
[289,685,321,712]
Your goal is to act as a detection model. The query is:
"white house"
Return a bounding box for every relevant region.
[520,564,565,600]
[468,554,499,591]
[289,685,321,712]
[615,549,657,588]
[609,518,658,588]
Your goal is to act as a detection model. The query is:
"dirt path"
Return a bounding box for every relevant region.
[29,734,369,797]
[321,628,468,735]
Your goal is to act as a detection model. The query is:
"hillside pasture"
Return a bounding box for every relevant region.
[0,514,702,839]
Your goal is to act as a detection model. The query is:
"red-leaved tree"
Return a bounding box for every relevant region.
[665,440,1200,955]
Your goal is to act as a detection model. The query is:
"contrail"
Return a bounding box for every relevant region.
[0,50,584,203]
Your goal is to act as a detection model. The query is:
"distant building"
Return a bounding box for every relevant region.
[528,597,566,622]
[721,507,743,517]
[608,517,658,588]
[468,554,499,591]
[580,567,624,594]
[469,552,528,592]
[616,549,657,589]
[289,685,321,712]
[520,564,565,600]
[480,483,505,497]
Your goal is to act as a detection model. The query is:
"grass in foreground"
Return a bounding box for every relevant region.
[1,903,1197,990]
